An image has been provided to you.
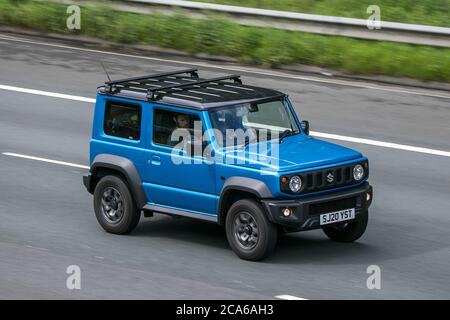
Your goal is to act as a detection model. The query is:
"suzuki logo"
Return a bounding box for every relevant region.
[326,172,335,183]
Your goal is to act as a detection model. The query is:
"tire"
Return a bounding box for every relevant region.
[93,175,140,234]
[225,199,277,261]
[322,209,368,242]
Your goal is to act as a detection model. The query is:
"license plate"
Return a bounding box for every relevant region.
[320,208,355,226]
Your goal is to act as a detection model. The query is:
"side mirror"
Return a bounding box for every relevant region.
[301,120,310,135]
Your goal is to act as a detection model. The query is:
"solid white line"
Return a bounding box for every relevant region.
[0,34,449,100]
[1,84,450,158]
[275,294,308,300]
[310,131,450,157]
[2,152,89,169]
[0,84,96,103]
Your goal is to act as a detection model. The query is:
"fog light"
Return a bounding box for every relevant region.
[282,207,292,217]
[366,192,371,201]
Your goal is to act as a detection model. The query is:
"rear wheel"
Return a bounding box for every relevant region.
[322,209,368,242]
[93,175,140,234]
[225,199,277,261]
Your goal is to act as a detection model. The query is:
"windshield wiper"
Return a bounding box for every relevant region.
[279,129,295,143]
[241,129,296,147]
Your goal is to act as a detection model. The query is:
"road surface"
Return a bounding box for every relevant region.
[0,33,449,299]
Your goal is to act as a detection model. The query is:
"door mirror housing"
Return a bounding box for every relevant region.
[301,120,310,135]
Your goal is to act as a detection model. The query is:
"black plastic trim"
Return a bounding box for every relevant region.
[262,182,373,230]
[217,176,273,225]
[88,154,148,209]
[143,204,217,222]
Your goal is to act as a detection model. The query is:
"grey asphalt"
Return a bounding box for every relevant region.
[0,34,449,299]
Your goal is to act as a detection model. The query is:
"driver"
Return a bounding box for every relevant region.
[167,113,191,147]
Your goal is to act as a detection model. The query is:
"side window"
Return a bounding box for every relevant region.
[104,101,141,140]
[153,109,201,148]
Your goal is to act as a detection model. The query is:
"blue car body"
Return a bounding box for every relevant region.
[84,69,372,236]
[87,94,369,221]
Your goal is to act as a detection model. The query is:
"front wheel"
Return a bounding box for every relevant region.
[322,209,368,242]
[225,199,277,261]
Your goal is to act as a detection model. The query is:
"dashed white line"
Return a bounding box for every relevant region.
[1,84,450,158]
[311,131,450,158]
[25,245,49,251]
[275,294,308,300]
[0,33,449,100]
[2,152,89,169]
[0,84,96,103]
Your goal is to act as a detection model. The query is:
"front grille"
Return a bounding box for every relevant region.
[303,165,354,193]
[280,162,368,195]
[310,197,356,215]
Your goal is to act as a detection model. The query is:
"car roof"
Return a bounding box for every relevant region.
[97,68,285,110]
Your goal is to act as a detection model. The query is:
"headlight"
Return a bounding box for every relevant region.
[353,164,364,181]
[289,176,302,193]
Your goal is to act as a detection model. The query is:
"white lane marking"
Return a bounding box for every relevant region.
[1,84,450,158]
[311,131,450,157]
[275,294,308,300]
[0,34,449,100]
[25,245,49,251]
[0,84,96,103]
[2,152,89,169]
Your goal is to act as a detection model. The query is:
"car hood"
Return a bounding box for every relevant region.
[219,134,362,172]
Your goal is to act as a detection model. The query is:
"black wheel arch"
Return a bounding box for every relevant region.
[86,154,147,209]
[217,177,273,226]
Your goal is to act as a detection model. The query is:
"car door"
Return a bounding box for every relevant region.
[142,105,217,215]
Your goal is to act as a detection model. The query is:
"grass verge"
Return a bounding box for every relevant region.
[192,0,450,28]
[1,0,449,82]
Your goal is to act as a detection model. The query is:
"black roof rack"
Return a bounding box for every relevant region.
[100,68,284,108]
[147,74,242,101]
[105,68,198,86]
[104,68,199,94]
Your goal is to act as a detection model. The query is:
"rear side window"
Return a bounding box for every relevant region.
[104,101,141,140]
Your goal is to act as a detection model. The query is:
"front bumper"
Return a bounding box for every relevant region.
[261,182,373,231]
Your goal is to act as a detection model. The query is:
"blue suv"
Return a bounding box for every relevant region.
[83,68,373,261]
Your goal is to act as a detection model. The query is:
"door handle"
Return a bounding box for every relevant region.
[150,155,161,165]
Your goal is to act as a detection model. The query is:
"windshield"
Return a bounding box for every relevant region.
[209,98,299,148]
